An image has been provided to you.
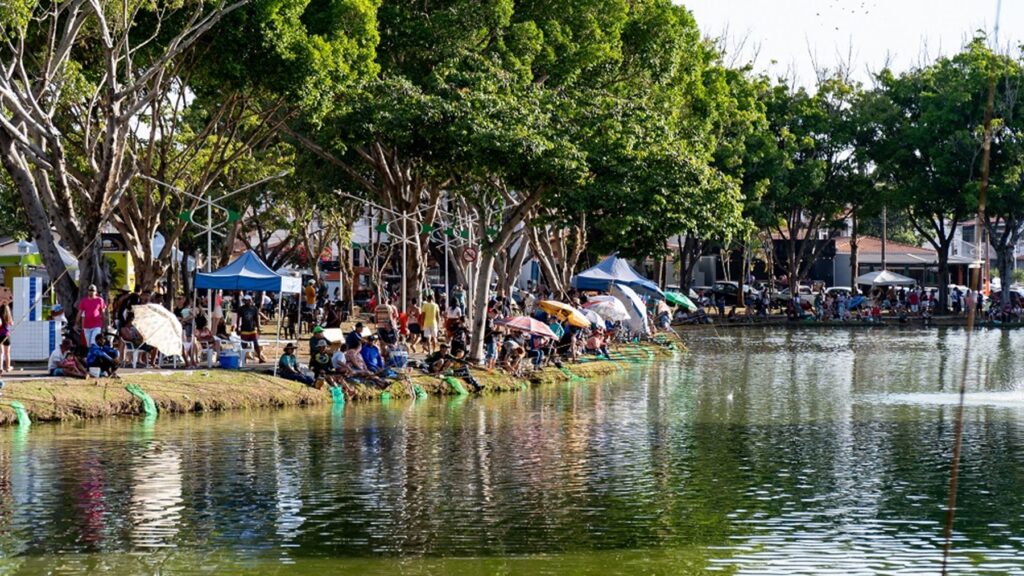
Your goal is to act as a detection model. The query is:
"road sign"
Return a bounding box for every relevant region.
[462,247,478,263]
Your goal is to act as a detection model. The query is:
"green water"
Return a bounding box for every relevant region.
[1,327,1023,574]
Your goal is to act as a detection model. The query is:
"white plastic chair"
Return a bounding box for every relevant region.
[123,342,149,368]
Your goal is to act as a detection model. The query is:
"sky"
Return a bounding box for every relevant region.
[682,0,1024,88]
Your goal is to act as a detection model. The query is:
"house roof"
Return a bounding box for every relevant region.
[833,236,933,255]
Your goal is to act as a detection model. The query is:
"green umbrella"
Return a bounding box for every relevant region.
[664,291,697,312]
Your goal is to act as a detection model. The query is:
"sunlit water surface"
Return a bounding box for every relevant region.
[1,327,1023,575]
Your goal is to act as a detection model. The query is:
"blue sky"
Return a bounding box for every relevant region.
[682,0,1023,87]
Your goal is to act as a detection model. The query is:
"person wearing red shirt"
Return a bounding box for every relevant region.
[78,284,107,345]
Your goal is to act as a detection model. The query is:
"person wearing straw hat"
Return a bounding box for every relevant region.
[277,343,313,386]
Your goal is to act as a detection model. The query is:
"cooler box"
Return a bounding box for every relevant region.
[12,277,45,322]
[11,320,59,361]
[218,352,240,370]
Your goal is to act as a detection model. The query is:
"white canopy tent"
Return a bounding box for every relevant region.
[855,270,916,287]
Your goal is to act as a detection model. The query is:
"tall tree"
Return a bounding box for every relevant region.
[862,39,996,310]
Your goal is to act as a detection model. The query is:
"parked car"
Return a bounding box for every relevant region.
[711,281,756,306]
[770,285,812,306]
[824,286,855,298]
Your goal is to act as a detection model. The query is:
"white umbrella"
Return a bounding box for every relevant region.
[610,283,650,335]
[131,304,184,357]
[578,307,604,327]
[855,270,916,287]
[583,295,630,321]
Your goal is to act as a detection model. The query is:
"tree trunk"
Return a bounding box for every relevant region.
[849,213,858,290]
[468,250,497,362]
[937,247,950,313]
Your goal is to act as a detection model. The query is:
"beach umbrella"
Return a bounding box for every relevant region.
[610,283,650,335]
[583,295,630,321]
[578,307,604,327]
[664,291,697,312]
[131,304,183,357]
[494,316,558,339]
[538,300,591,328]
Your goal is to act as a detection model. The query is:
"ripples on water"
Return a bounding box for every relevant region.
[0,327,1022,574]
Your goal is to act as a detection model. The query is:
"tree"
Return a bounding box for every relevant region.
[0,0,249,314]
[748,76,857,292]
[862,39,997,311]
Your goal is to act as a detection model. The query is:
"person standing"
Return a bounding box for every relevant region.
[0,301,11,374]
[375,297,399,344]
[407,301,422,353]
[78,284,107,346]
[421,295,441,354]
[235,294,267,363]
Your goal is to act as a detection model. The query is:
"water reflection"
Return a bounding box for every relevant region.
[0,328,1021,574]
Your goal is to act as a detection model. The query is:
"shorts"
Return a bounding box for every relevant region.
[409,324,422,335]
[911,304,919,313]
[422,327,437,339]
[0,334,9,347]
[240,332,260,344]
[51,368,63,376]
[378,328,397,345]
[485,341,496,360]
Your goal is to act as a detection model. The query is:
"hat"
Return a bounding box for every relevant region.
[313,325,324,333]
[284,343,296,351]
[87,284,97,292]
[52,304,63,313]
[243,294,253,301]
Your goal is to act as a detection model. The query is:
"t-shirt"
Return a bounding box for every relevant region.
[331,350,348,370]
[304,285,316,306]
[48,348,65,371]
[79,296,106,329]
[345,329,363,350]
[447,306,462,320]
[421,302,439,328]
[237,304,259,333]
[310,352,332,374]
[361,345,384,372]
[278,354,299,373]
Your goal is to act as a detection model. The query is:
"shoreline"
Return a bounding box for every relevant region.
[674,315,1024,329]
[0,342,678,427]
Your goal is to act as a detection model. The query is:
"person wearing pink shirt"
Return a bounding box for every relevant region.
[78,284,107,345]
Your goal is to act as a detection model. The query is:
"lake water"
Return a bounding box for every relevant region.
[1,327,1023,575]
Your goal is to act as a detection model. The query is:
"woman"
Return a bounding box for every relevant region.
[0,301,12,373]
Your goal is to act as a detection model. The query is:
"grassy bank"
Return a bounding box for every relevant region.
[0,342,679,426]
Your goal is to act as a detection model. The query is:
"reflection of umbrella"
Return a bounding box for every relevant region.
[322,328,345,343]
[494,316,558,339]
[131,304,183,357]
[538,300,591,328]
[583,296,630,321]
[578,307,604,327]
[664,291,697,312]
[855,270,915,286]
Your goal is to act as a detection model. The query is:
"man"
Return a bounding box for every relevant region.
[303,280,317,332]
[50,304,68,334]
[309,325,329,359]
[451,283,466,311]
[345,340,386,386]
[360,335,387,375]
[235,294,267,363]
[78,284,107,345]
[48,339,87,378]
[86,333,120,378]
[424,343,452,374]
[278,343,313,385]
[309,341,341,386]
[420,295,441,354]
[331,343,353,377]
[375,297,399,344]
[346,322,366,350]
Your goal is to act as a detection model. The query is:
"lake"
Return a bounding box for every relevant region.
[1,327,1023,574]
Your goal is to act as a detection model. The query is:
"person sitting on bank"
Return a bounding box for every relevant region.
[278,343,313,386]
[424,343,452,374]
[344,340,386,386]
[49,338,88,378]
[331,343,353,377]
[86,333,121,378]
[584,329,610,358]
[360,335,388,376]
[310,341,343,387]
[345,322,366,350]
[119,314,158,368]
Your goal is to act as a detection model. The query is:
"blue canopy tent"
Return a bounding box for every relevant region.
[194,251,301,293]
[194,251,301,372]
[571,254,665,299]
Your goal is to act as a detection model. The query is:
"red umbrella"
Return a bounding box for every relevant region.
[494,316,558,339]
